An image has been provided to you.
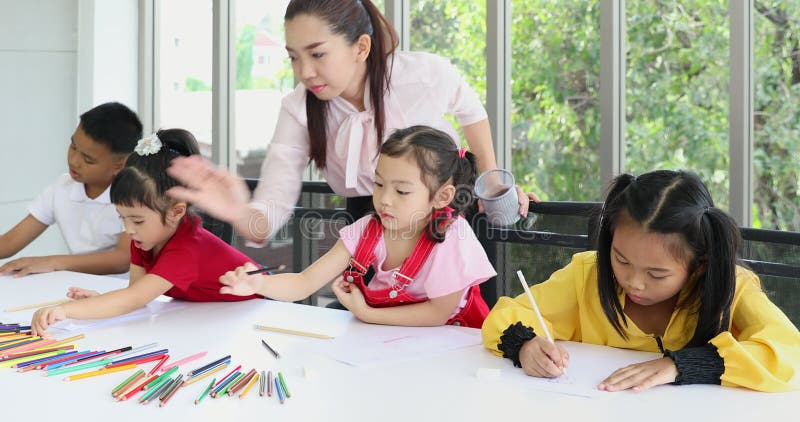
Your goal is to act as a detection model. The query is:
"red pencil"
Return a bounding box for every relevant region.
[118,374,158,401]
[212,364,242,389]
[149,354,170,375]
[106,353,166,370]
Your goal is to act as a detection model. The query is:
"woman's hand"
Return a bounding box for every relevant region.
[518,335,570,378]
[331,276,368,316]
[166,155,252,223]
[66,286,99,300]
[31,306,67,336]
[219,262,265,296]
[598,357,678,392]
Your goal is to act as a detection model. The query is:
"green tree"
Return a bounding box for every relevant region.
[237,24,256,90]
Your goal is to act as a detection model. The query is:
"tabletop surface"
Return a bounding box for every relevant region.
[0,271,796,422]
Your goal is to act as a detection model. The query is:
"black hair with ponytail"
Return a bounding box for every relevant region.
[285,0,398,169]
[380,125,478,243]
[110,129,200,223]
[596,170,741,347]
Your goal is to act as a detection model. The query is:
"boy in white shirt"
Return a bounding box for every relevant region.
[0,102,142,276]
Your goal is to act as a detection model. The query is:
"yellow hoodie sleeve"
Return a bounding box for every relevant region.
[482,252,588,356]
[710,270,800,392]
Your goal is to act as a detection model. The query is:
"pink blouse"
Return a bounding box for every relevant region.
[248,51,488,240]
[339,215,497,316]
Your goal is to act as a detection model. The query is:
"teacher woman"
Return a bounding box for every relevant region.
[167,0,537,244]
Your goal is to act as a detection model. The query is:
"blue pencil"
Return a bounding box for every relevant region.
[274,377,285,404]
[188,355,232,376]
[15,350,79,369]
[212,370,241,397]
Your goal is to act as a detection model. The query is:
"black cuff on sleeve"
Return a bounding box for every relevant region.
[498,322,536,368]
[663,343,724,385]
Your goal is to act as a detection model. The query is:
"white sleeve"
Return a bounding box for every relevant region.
[247,101,311,245]
[27,177,60,225]
[436,57,488,126]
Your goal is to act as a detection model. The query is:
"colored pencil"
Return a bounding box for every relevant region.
[182,363,228,386]
[72,346,132,363]
[239,372,259,399]
[111,342,158,361]
[140,377,174,404]
[187,354,231,376]
[45,359,113,377]
[148,354,169,375]
[186,358,231,380]
[112,369,145,396]
[35,350,94,370]
[159,374,183,400]
[160,351,207,372]
[3,345,74,362]
[258,370,266,396]
[267,370,273,396]
[42,334,85,350]
[113,370,146,398]
[278,371,291,398]
[211,371,241,397]
[46,350,106,370]
[195,378,215,404]
[15,350,77,369]
[254,324,332,339]
[144,366,178,390]
[217,372,244,397]
[4,298,71,312]
[159,376,182,407]
[245,264,286,275]
[227,369,256,396]
[65,363,136,381]
[212,365,242,389]
[107,353,167,370]
[118,374,157,401]
[261,339,280,358]
[0,350,63,369]
[108,348,169,366]
[275,377,285,404]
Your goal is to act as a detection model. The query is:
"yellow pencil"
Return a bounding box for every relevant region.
[4,298,72,312]
[254,324,333,339]
[41,334,85,350]
[182,363,229,386]
[239,373,259,399]
[64,363,137,381]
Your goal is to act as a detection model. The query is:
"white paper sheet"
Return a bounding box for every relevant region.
[314,324,483,367]
[484,341,661,398]
[48,299,186,332]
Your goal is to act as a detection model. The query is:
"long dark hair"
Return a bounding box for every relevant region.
[285,0,398,169]
[111,129,200,222]
[380,126,478,242]
[595,170,741,347]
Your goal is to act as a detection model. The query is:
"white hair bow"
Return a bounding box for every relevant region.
[134,133,162,156]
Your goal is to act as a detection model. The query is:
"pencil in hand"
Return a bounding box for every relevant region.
[246,264,286,275]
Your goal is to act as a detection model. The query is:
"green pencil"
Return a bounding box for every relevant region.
[145,365,178,389]
[195,378,215,404]
[112,369,145,395]
[278,372,291,398]
[217,372,244,397]
[45,359,112,377]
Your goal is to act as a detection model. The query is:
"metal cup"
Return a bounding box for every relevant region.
[474,169,520,226]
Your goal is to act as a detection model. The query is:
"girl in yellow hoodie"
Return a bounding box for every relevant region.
[482,170,799,393]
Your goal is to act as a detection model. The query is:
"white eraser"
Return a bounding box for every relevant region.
[475,367,501,379]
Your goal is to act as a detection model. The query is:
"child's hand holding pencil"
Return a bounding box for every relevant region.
[518,336,570,378]
[219,262,283,296]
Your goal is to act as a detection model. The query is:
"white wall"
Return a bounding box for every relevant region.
[0,0,138,259]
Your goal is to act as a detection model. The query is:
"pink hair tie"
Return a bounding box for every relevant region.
[457,147,467,158]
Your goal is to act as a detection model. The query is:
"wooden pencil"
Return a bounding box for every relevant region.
[254,324,333,339]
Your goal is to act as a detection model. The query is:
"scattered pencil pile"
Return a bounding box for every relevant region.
[1,322,292,406]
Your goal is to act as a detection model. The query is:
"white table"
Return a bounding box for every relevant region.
[0,271,796,422]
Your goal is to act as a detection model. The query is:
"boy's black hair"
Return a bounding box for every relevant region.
[79,102,143,154]
[380,125,478,242]
[111,129,199,222]
[595,170,741,348]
